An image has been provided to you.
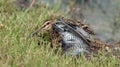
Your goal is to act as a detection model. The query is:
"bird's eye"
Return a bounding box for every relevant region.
[46,22,50,25]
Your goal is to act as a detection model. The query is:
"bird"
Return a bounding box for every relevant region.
[29,17,110,56]
[53,21,90,56]
[53,18,110,56]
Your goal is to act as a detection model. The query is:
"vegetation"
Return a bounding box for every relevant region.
[0,0,119,67]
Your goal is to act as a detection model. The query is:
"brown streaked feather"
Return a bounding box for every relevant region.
[31,17,111,53]
[48,28,61,48]
[89,38,110,50]
[63,18,95,35]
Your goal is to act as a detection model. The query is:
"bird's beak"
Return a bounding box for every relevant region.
[28,20,53,38]
[28,27,42,37]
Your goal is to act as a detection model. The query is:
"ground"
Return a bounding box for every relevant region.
[0,0,120,67]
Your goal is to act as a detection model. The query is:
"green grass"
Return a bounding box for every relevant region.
[0,0,120,67]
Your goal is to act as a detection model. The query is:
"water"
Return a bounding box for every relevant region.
[80,0,120,42]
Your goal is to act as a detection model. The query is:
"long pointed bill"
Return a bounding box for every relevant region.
[28,27,42,38]
[28,20,53,38]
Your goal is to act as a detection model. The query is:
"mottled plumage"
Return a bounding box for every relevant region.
[30,17,110,56]
[53,21,91,56]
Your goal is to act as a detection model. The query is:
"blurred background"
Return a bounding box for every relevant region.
[13,0,120,44]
